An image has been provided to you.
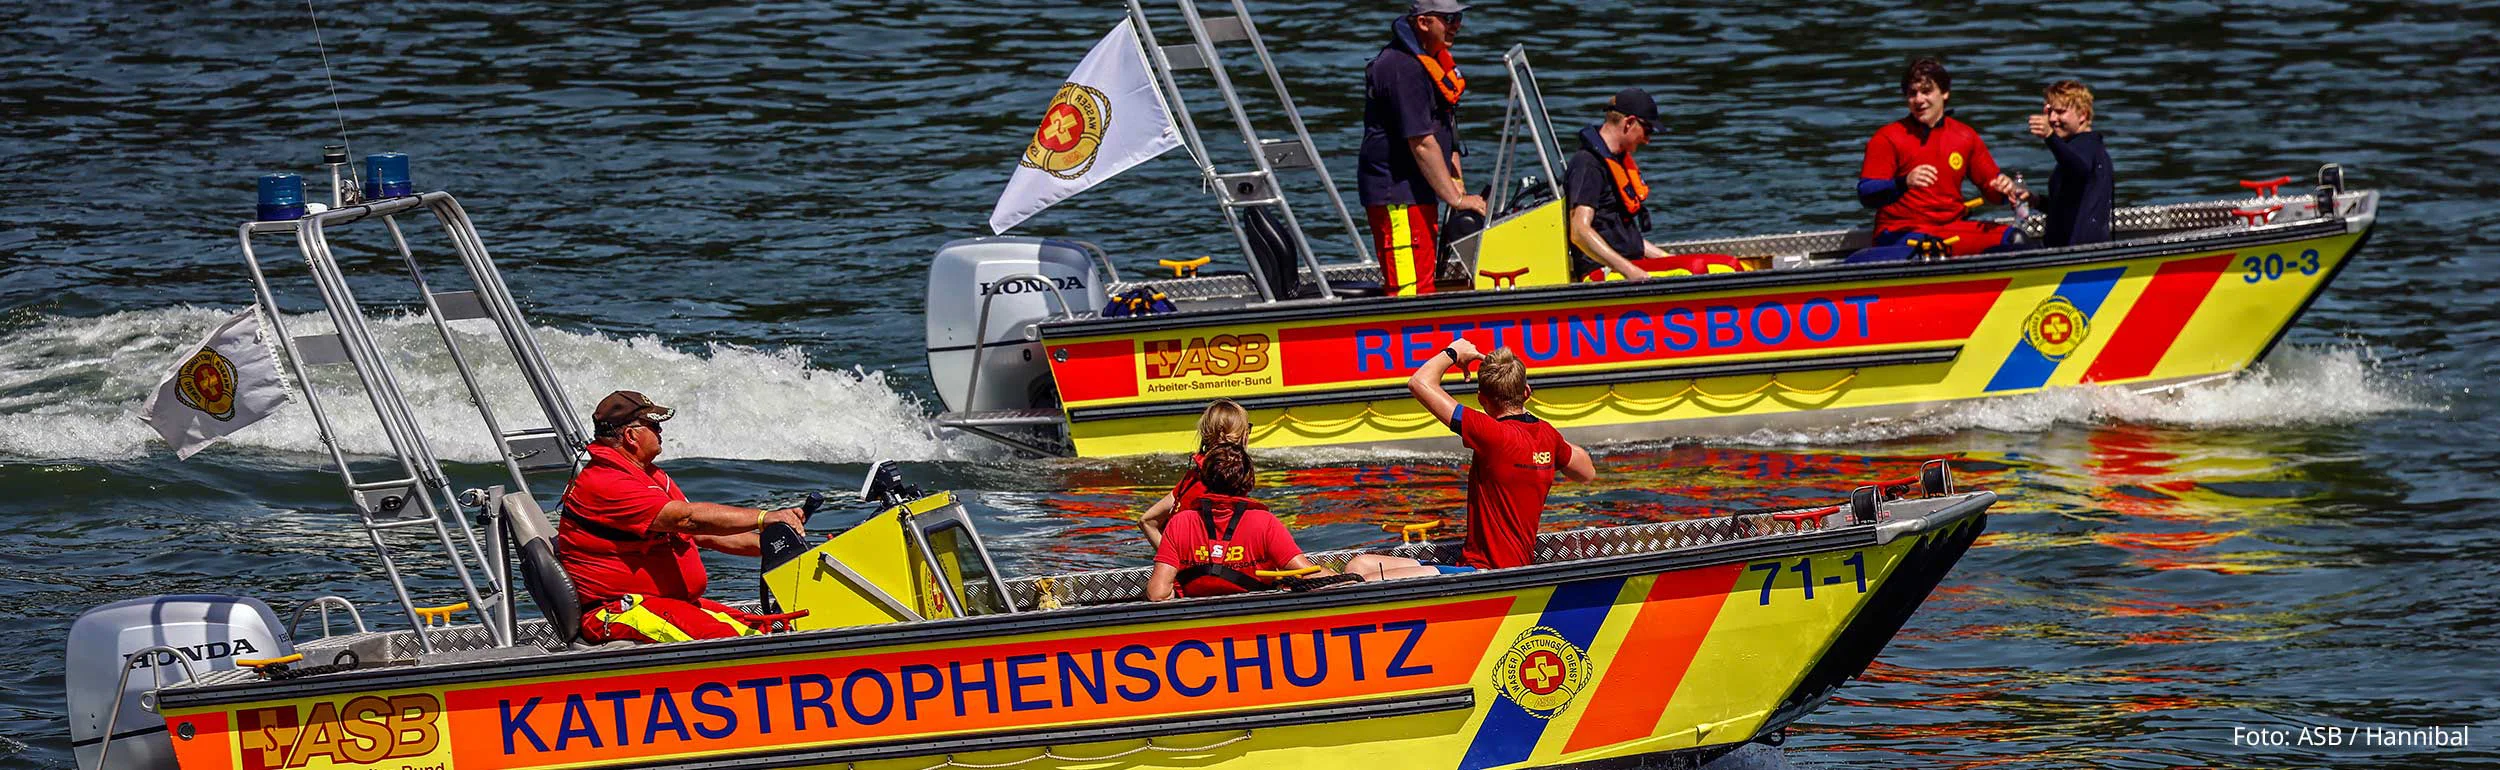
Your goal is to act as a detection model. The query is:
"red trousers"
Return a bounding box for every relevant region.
[1366,203,1440,296]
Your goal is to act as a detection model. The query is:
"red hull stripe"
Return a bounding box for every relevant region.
[1048,339,1140,402]
[1561,563,1746,755]
[2081,254,2234,384]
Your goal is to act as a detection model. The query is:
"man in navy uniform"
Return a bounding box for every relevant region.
[1357,0,1485,296]
[1563,88,1668,281]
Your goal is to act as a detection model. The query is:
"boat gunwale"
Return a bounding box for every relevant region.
[157,492,1995,707]
[1038,197,2370,338]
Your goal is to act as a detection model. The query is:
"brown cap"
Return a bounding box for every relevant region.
[592,390,673,435]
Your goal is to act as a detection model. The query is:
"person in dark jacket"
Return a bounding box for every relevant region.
[1357,0,1483,296]
[1562,88,1666,281]
[2026,80,2114,247]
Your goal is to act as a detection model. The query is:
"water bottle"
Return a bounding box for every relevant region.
[2012,172,2033,222]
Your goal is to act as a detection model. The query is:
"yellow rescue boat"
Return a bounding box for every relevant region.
[127,462,1992,770]
[924,2,2380,458]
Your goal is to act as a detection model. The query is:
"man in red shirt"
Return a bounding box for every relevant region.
[1347,338,1596,579]
[1849,57,2031,262]
[558,391,806,643]
[1146,444,1335,600]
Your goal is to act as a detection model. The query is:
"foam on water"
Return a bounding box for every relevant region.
[0,308,983,464]
[1722,344,2434,446]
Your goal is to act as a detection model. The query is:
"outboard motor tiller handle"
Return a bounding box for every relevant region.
[758,492,829,613]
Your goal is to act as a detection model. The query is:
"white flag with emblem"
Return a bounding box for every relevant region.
[988,18,1182,234]
[140,307,291,459]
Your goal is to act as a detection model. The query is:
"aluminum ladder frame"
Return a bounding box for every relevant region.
[1124,0,1365,302]
[235,191,590,652]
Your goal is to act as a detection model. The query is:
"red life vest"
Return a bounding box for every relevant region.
[1174,494,1276,598]
[1169,451,1211,513]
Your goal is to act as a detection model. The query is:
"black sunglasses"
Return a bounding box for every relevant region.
[1425,11,1462,27]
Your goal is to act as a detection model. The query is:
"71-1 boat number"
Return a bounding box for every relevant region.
[1750,551,1868,605]
[2243,249,2322,283]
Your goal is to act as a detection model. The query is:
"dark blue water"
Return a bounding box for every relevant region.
[4,1,2496,767]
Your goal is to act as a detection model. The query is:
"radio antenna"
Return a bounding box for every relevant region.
[305,0,353,163]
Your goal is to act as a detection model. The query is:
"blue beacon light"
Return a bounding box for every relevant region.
[363,152,412,199]
[256,173,306,221]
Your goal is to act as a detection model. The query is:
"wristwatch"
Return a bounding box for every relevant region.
[1443,347,1461,366]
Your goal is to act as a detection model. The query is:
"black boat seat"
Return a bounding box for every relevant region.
[504,494,582,646]
[1242,206,1302,301]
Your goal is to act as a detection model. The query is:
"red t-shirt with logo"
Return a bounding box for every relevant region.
[1153,496,1304,582]
[557,443,708,606]
[1860,116,2002,234]
[1451,405,1572,569]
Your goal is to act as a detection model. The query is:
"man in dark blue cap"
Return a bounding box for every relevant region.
[1562,88,1668,281]
[1357,0,1482,296]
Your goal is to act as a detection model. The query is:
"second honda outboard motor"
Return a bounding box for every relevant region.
[925,237,1108,414]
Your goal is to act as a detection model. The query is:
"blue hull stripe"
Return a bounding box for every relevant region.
[1984,266,2129,392]
[1456,576,1628,770]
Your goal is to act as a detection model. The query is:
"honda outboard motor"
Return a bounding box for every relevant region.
[68,595,291,770]
[926,237,1108,414]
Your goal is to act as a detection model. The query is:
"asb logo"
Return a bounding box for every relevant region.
[176,346,240,421]
[1144,334,1271,380]
[1947,151,1965,171]
[1493,626,1590,719]
[237,693,442,770]
[2023,296,2090,360]
[1022,83,1109,180]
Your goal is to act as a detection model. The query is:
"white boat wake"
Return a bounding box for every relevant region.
[0,308,984,464]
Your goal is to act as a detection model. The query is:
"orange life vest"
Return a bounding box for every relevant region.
[1415,49,1465,107]
[1603,152,1648,216]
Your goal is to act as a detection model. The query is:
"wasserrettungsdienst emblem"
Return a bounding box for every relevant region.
[2024,296,2090,360]
[175,346,241,421]
[1493,625,1591,719]
[1022,83,1110,180]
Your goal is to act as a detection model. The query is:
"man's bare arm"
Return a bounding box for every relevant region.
[1407,135,1487,215]
[1407,338,1475,424]
[1568,205,1649,280]
[653,500,801,537]
[1561,442,1597,482]
[693,532,762,557]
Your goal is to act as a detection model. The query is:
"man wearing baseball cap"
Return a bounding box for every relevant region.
[556,390,807,643]
[1562,88,1669,281]
[1357,0,1481,296]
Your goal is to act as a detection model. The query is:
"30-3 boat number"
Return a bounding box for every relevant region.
[2242,249,2321,283]
[1750,551,1868,605]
